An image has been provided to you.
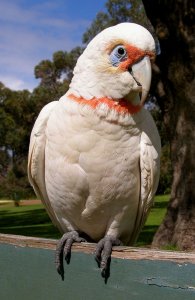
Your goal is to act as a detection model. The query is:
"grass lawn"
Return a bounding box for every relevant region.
[136,194,169,246]
[0,203,61,239]
[0,195,169,246]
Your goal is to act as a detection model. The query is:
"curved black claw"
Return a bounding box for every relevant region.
[94,235,122,281]
[55,231,86,280]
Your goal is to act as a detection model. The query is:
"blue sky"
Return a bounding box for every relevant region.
[0,0,107,91]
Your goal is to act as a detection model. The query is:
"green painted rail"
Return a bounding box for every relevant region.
[0,234,195,300]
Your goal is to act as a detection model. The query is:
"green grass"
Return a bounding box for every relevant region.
[0,195,169,246]
[0,203,61,239]
[136,194,169,246]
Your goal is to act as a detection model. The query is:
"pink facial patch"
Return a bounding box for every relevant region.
[119,44,155,71]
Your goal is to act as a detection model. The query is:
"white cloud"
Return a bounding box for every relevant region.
[0,75,35,91]
[0,1,38,24]
[0,0,90,91]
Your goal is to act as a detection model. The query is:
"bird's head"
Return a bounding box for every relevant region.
[67,23,155,112]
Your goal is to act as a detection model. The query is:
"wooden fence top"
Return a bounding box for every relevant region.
[0,233,195,263]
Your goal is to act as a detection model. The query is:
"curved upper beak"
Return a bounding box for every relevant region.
[130,56,152,105]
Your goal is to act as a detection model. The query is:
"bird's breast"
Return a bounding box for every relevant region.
[45,97,142,240]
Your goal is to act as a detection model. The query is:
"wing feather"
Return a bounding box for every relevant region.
[28,101,63,232]
[131,111,161,243]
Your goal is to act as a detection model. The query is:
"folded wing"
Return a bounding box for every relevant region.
[28,101,63,232]
[131,112,161,244]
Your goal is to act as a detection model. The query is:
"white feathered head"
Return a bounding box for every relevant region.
[68,23,155,105]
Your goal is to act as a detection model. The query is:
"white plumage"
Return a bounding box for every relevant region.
[28,23,161,278]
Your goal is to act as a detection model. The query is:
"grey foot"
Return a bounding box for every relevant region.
[55,231,86,280]
[94,235,122,280]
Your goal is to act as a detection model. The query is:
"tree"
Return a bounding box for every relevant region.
[0,46,84,198]
[142,0,195,250]
[33,46,84,114]
[0,83,33,198]
[35,47,83,89]
[83,0,152,45]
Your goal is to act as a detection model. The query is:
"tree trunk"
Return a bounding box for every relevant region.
[143,0,195,250]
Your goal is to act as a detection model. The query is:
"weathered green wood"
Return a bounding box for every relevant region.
[0,237,195,300]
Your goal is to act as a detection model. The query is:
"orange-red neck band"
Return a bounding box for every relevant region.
[67,94,142,115]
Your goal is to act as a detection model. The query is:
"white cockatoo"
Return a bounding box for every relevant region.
[28,23,161,279]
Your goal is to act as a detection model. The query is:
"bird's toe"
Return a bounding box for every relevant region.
[94,235,122,281]
[55,231,86,280]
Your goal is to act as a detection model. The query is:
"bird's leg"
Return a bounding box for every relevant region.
[55,230,86,280]
[94,235,122,281]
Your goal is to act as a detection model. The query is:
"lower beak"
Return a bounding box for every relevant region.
[130,56,152,105]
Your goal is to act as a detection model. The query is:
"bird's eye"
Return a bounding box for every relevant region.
[109,45,128,67]
[117,47,125,55]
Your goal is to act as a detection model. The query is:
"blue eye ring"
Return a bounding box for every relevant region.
[109,45,128,67]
